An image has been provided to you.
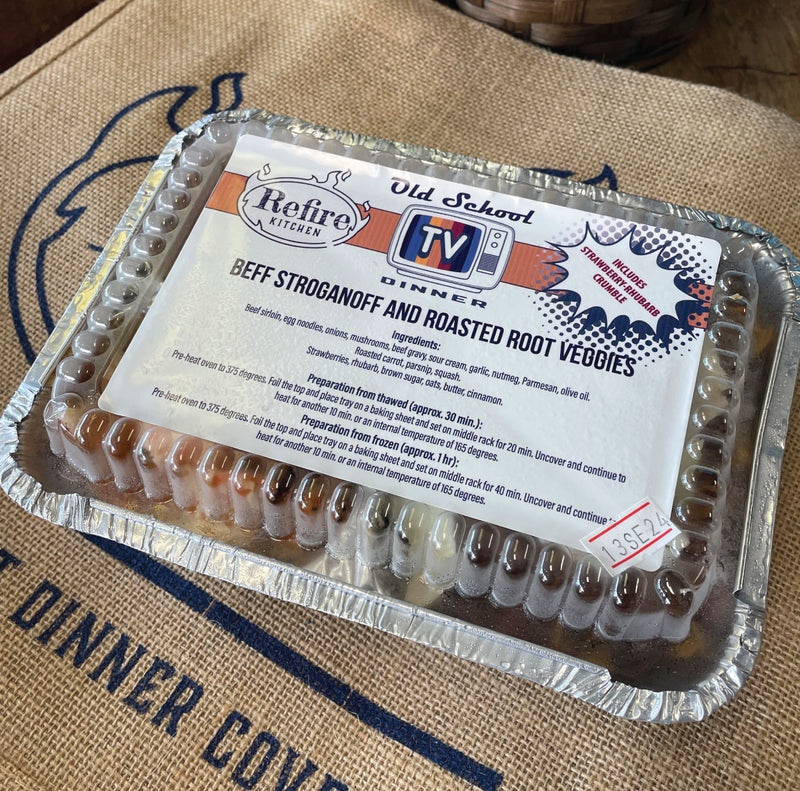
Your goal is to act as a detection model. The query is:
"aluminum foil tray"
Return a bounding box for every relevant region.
[3,110,798,722]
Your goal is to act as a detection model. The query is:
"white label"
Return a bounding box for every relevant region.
[580,499,680,575]
[100,135,720,571]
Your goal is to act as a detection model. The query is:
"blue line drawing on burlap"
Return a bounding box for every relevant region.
[6,74,504,790]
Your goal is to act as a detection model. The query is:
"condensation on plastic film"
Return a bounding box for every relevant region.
[1,109,798,722]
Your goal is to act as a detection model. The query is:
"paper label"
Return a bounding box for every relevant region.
[580,499,680,575]
[100,135,720,570]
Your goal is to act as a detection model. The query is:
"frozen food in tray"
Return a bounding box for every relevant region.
[3,110,799,722]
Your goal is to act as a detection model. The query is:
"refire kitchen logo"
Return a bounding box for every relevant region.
[237,164,369,248]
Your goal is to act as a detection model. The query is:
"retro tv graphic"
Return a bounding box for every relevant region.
[386,206,514,291]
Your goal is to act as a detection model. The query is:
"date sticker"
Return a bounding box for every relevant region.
[580,499,679,575]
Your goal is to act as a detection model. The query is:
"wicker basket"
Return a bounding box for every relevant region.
[456,0,707,65]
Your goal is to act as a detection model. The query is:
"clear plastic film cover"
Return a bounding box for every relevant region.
[3,110,799,722]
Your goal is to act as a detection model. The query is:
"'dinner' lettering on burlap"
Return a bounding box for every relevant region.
[2,555,349,790]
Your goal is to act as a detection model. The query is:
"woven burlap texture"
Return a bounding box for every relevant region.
[1,1,799,789]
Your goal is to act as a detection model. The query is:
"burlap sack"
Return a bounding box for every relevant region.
[2,1,799,789]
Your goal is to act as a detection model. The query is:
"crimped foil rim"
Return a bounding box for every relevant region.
[3,109,797,722]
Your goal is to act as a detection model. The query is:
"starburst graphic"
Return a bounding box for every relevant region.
[550,224,702,342]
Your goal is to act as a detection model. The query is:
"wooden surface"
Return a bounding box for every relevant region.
[442,0,800,122]
[3,0,798,120]
[0,0,102,73]
[651,0,800,121]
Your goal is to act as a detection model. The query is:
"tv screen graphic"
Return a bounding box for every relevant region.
[387,207,514,291]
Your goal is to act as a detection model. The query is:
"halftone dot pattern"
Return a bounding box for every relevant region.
[543,216,717,365]
[553,217,589,246]
[530,268,566,290]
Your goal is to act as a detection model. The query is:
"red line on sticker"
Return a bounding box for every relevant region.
[587,501,650,542]
[610,528,675,568]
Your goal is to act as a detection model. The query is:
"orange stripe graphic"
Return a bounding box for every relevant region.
[347,208,397,252]
[504,245,566,290]
[205,174,566,290]
[202,171,710,328]
[206,172,246,214]
[349,206,568,290]
[205,175,565,291]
